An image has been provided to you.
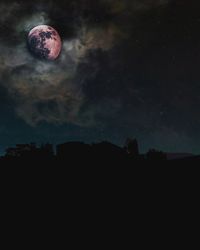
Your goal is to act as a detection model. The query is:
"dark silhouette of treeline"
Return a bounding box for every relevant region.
[0,138,199,163]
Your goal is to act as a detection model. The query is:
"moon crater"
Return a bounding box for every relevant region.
[28,25,62,60]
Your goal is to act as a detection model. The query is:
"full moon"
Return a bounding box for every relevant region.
[28,25,62,60]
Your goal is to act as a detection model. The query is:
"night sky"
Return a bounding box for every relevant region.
[1,0,200,154]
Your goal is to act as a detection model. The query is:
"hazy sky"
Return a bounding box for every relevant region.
[1,0,200,154]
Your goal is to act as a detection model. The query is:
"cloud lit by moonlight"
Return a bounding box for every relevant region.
[0,1,170,126]
[0,6,117,126]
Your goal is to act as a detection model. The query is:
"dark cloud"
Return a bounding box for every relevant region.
[0,0,136,125]
[2,0,200,153]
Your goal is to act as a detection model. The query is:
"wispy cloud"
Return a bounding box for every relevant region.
[0,0,171,126]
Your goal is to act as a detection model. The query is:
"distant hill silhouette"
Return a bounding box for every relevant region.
[166,153,194,160]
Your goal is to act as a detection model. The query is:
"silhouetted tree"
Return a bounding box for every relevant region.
[6,143,37,158]
[5,143,54,159]
[125,138,139,156]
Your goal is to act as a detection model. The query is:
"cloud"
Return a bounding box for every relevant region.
[17,12,50,33]
[0,0,171,126]
[0,0,121,126]
[131,0,170,10]
[0,2,20,23]
[0,39,84,126]
[105,0,170,13]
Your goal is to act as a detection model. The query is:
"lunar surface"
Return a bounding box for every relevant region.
[28,25,62,60]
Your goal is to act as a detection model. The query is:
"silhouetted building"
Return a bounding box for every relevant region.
[57,142,91,160]
[3,138,197,163]
[92,141,126,157]
[56,141,127,163]
[40,143,54,156]
[146,149,167,161]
